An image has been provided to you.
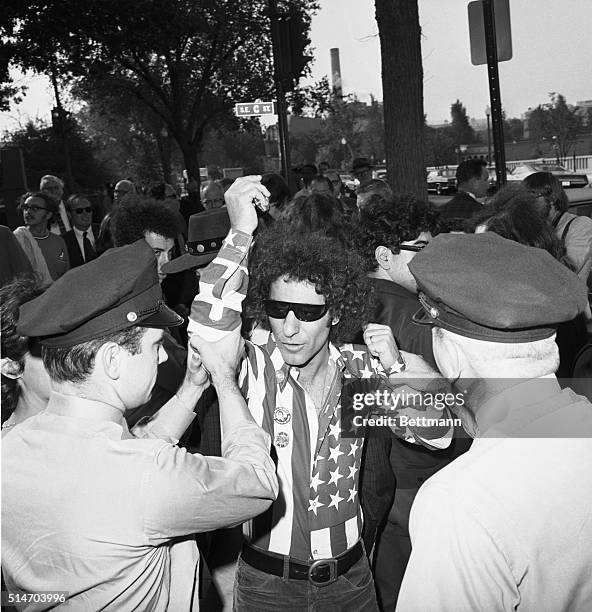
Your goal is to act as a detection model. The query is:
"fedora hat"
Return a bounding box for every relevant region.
[161,207,231,274]
[351,157,374,173]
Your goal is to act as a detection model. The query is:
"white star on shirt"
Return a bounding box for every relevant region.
[328,445,344,463]
[348,440,361,457]
[350,349,366,362]
[225,230,237,246]
[310,472,325,493]
[360,365,373,378]
[328,467,343,486]
[348,465,358,480]
[328,491,344,510]
[308,496,324,515]
[348,487,358,502]
[328,421,341,440]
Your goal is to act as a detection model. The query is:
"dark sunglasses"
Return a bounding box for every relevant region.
[21,204,50,213]
[399,241,429,253]
[74,207,92,214]
[265,300,329,322]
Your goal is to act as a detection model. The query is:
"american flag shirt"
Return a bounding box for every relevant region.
[188,229,451,561]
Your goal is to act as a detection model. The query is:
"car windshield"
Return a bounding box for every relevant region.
[533,163,566,172]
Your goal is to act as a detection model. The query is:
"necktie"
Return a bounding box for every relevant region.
[56,212,67,235]
[83,231,97,262]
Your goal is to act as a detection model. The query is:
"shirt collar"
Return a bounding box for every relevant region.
[476,375,562,436]
[73,226,92,238]
[267,334,346,391]
[44,391,134,439]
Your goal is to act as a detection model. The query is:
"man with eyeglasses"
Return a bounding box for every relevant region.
[356,195,471,609]
[188,176,453,611]
[201,181,225,210]
[63,194,99,267]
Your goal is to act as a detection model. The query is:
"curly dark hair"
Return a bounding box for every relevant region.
[110,197,180,246]
[1,277,44,421]
[356,194,442,271]
[245,223,374,345]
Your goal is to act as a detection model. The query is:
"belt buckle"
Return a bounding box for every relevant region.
[308,558,338,586]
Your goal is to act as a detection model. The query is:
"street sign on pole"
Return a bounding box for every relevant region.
[234,101,277,117]
[468,0,512,66]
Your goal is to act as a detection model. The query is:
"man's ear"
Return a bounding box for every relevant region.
[375,245,392,270]
[1,358,23,380]
[98,342,122,380]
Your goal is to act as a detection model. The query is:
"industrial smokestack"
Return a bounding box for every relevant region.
[330,48,342,97]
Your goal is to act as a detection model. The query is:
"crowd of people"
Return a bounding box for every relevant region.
[1,159,592,611]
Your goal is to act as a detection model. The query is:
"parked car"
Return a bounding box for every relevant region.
[507,163,589,188]
[427,168,457,195]
[339,172,359,193]
[373,166,387,180]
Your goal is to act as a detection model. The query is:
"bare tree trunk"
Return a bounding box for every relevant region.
[375,0,427,200]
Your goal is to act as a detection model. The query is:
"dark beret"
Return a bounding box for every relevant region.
[17,240,183,347]
[409,232,588,342]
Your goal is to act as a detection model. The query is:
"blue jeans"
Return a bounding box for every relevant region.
[233,552,379,611]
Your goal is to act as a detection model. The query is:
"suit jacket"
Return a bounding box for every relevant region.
[439,190,482,231]
[63,225,100,268]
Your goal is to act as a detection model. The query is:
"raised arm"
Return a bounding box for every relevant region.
[188,176,270,341]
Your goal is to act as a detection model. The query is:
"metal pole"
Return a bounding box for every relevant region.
[269,0,291,185]
[482,0,507,186]
[486,113,492,164]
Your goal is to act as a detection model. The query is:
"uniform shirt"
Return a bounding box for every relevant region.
[188,229,452,562]
[2,392,278,611]
[397,378,592,611]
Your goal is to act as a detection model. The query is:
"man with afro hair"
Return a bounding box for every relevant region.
[188,176,453,611]
[111,197,180,284]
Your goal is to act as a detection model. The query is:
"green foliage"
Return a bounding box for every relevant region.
[449,99,476,145]
[424,124,456,166]
[4,0,316,178]
[1,118,111,189]
[527,93,583,160]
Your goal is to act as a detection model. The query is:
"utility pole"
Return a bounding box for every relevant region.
[50,66,75,191]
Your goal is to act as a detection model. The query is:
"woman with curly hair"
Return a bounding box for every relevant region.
[1,277,47,427]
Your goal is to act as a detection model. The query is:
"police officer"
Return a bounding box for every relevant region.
[2,239,278,611]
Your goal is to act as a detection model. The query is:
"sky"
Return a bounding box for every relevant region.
[2,0,591,132]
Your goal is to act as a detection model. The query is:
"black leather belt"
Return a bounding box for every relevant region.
[241,540,364,586]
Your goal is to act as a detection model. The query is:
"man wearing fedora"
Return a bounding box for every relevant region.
[351,157,374,191]
[2,239,278,610]
[396,232,592,611]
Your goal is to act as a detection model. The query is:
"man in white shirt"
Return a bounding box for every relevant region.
[395,232,592,611]
[2,239,278,611]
